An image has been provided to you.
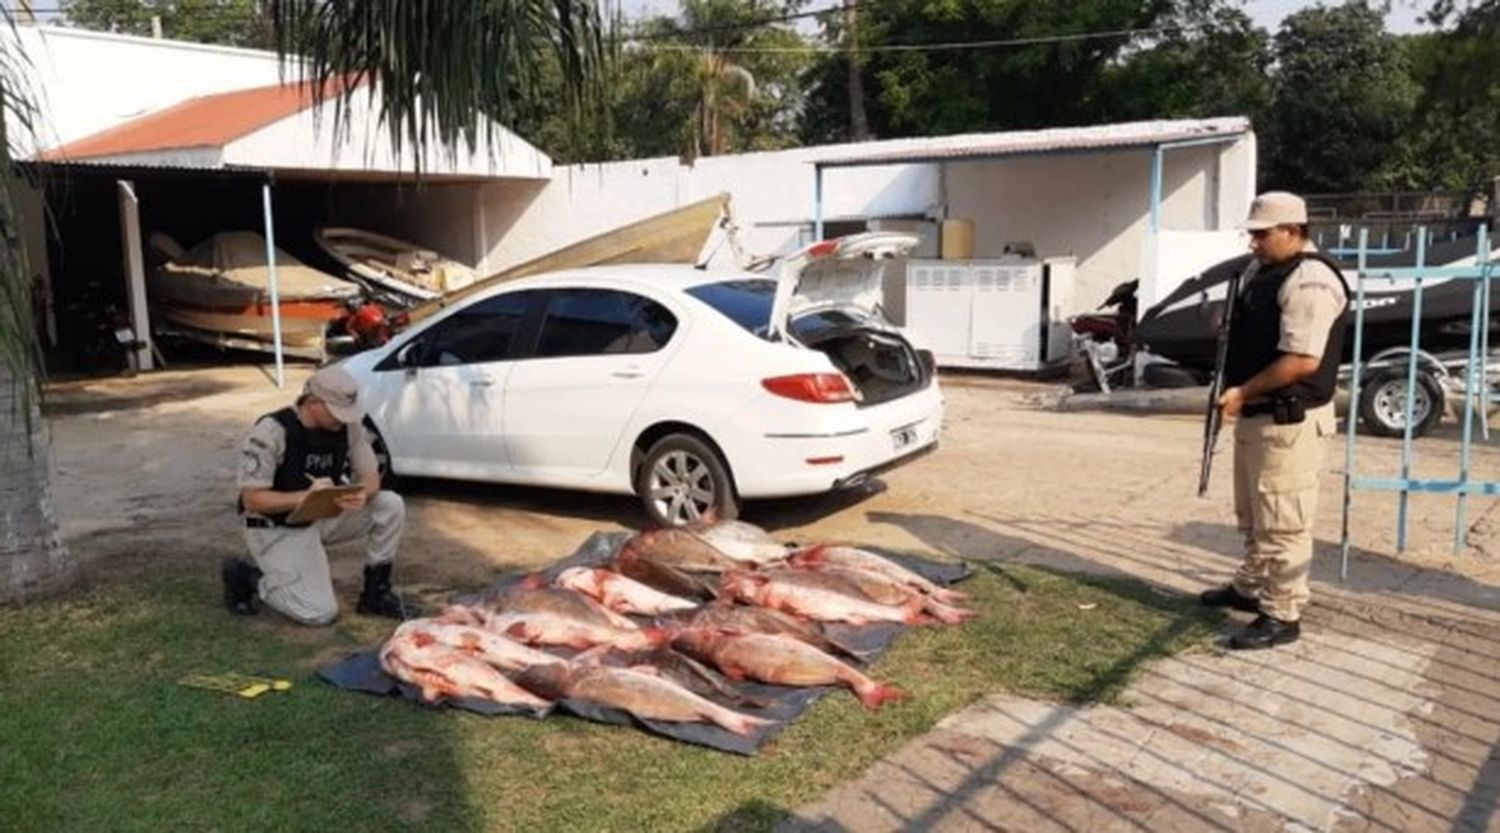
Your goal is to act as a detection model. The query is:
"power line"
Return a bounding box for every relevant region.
[637,24,1197,54]
[623,4,844,43]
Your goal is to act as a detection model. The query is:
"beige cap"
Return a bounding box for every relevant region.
[304,365,363,424]
[1240,191,1307,230]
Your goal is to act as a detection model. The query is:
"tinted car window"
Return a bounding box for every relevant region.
[535,289,678,358]
[788,308,867,341]
[406,291,533,367]
[685,279,775,337]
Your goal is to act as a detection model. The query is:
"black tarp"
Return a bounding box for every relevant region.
[318,531,971,756]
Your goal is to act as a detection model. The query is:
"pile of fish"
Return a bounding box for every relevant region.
[378,520,975,738]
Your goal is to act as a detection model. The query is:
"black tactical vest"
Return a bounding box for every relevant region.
[256,407,349,526]
[1224,252,1350,406]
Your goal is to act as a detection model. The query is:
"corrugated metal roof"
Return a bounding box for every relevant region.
[811,117,1251,168]
[38,79,349,162]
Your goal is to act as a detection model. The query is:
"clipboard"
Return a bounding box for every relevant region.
[286,485,365,525]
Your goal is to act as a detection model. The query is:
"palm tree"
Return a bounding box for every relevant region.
[690,52,755,160]
[1,14,77,603]
[269,1,606,168]
[0,2,605,603]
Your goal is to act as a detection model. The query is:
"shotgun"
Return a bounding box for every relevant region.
[1198,266,1247,497]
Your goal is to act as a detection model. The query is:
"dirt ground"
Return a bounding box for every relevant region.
[42,362,1500,831]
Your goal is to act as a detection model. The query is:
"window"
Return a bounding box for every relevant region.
[685,279,776,337]
[534,289,677,358]
[405,291,533,367]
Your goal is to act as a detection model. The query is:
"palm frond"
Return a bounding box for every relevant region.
[269,1,606,173]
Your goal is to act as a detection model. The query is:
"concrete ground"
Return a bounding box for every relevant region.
[42,364,1500,832]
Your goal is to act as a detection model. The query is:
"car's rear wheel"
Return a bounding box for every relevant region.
[636,433,739,527]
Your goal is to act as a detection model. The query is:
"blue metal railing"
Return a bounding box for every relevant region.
[1340,227,1496,578]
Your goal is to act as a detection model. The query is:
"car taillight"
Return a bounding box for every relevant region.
[762,373,859,404]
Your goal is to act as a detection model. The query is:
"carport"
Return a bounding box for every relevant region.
[29,79,552,386]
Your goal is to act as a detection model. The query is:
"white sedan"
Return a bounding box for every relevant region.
[338,232,944,526]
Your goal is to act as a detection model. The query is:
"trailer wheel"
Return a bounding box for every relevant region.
[1358,368,1444,438]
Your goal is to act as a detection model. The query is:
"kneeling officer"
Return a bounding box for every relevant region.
[223,365,408,624]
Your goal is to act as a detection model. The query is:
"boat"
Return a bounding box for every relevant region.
[405,192,731,325]
[1134,237,1500,373]
[314,226,478,303]
[147,230,361,358]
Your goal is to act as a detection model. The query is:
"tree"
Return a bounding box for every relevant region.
[1,16,78,602]
[1260,2,1418,192]
[800,0,1273,144]
[1094,4,1272,124]
[64,0,275,50]
[1391,1,1500,198]
[614,0,811,161]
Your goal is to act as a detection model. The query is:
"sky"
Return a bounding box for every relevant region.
[613,1,1437,35]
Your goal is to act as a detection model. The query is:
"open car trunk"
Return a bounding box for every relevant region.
[792,312,931,406]
[773,232,931,406]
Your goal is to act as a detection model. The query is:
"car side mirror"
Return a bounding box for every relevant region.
[396,341,423,368]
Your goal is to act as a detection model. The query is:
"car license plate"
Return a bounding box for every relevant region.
[891,424,919,452]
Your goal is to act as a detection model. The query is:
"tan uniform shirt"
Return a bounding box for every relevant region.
[1276,242,1348,360]
[237,415,379,495]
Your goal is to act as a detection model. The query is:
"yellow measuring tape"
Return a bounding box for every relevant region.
[178,672,294,699]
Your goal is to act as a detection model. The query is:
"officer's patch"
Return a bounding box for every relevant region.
[241,451,262,476]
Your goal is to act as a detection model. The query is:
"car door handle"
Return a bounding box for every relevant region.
[470,375,496,387]
[612,371,644,379]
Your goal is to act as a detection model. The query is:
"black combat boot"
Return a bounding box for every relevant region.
[1198,584,1260,613]
[1228,613,1301,650]
[221,557,263,616]
[356,562,408,619]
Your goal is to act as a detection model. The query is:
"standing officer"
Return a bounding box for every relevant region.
[222,365,408,624]
[1199,191,1349,649]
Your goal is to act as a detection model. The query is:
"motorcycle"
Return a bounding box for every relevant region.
[1068,279,1138,393]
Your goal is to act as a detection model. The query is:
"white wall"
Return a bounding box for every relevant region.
[479,149,940,275]
[228,95,553,181]
[477,127,1255,316]
[10,26,282,156]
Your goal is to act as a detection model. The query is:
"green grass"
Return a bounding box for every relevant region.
[0,562,1221,832]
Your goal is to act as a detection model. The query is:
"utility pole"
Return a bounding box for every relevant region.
[845,0,870,141]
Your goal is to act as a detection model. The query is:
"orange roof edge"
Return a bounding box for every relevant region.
[40,75,361,163]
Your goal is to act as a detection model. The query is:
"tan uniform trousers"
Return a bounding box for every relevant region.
[1230,404,1334,622]
[242,490,405,625]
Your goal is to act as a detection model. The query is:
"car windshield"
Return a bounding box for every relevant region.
[685,279,776,338]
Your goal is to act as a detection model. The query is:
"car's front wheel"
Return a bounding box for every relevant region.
[636,433,739,527]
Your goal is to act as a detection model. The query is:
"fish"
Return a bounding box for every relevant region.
[485,610,668,653]
[555,567,699,617]
[388,618,562,672]
[673,628,905,710]
[618,527,743,572]
[719,570,926,626]
[684,601,863,661]
[379,629,551,709]
[685,520,790,566]
[614,550,720,601]
[789,545,970,604]
[491,578,641,631]
[778,565,977,625]
[626,646,770,710]
[512,660,772,736]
